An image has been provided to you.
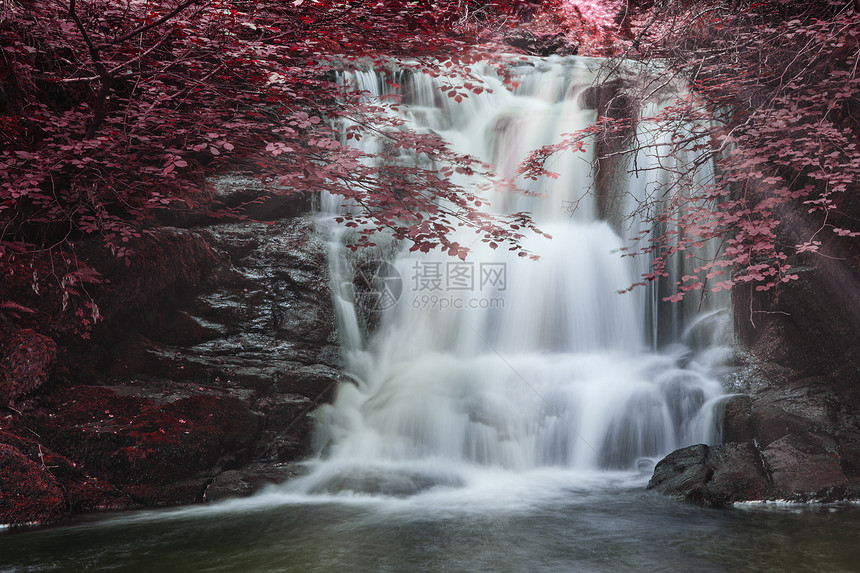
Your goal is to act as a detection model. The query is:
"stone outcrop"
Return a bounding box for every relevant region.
[650,256,860,504]
[0,443,66,526]
[0,179,343,526]
[504,30,579,56]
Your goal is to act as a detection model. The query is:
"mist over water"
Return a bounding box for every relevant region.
[297,57,730,499]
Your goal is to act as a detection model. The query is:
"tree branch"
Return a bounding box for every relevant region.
[99,0,201,47]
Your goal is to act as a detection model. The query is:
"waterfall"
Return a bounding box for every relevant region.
[297,57,729,497]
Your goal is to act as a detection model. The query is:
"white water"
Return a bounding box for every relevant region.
[297,57,730,498]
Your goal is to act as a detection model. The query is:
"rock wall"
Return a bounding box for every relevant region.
[1,178,344,526]
[649,256,860,505]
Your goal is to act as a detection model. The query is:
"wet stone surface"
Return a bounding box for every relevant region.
[0,184,344,526]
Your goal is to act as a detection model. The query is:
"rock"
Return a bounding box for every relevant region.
[0,444,65,526]
[646,444,711,501]
[735,266,860,391]
[577,79,639,236]
[204,463,299,501]
[34,387,261,486]
[276,364,344,400]
[94,228,221,325]
[0,186,341,524]
[723,384,841,449]
[156,175,312,227]
[504,30,578,56]
[762,434,848,495]
[652,395,860,504]
[64,477,135,513]
[0,427,135,521]
[721,395,754,443]
[0,329,57,406]
[648,442,772,506]
[211,176,311,221]
[705,442,773,503]
[122,480,209,507]
[652,316,860,504]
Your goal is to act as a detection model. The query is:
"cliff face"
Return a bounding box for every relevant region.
[1,178,343,526]
[649,251,860,505]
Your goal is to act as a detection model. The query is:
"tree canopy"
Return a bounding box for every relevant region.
[0,0,547,331]
[2,0,858,330]
[525,0,860,303]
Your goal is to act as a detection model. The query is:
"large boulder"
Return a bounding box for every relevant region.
[0,329,57,407]
[648,442,773,506]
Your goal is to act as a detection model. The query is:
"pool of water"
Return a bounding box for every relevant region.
[2,471,859,573]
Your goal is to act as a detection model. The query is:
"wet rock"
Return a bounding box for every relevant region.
[0,329,57,406]
[504,30,579,56]
[762,434,848,494]
[255,396,318,462]
[211,176,311,221]
[705,442,774,503]
[205,463,299,501]
[122,480,209,507]
[156,175,312,227]
[0,444,65,526]
[646,444,711,501]
[34,387,261,486]
[64,477,136,514]
[648,442,772,506]
[1,178,340,524]
[276,364,344,400]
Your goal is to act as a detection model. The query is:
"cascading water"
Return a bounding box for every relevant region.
[296,57,730,498]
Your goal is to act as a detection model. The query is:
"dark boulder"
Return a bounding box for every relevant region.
[504,30,579,56]
[0,329,57,407]
[648,442,772,506]
[204,463,299,501]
